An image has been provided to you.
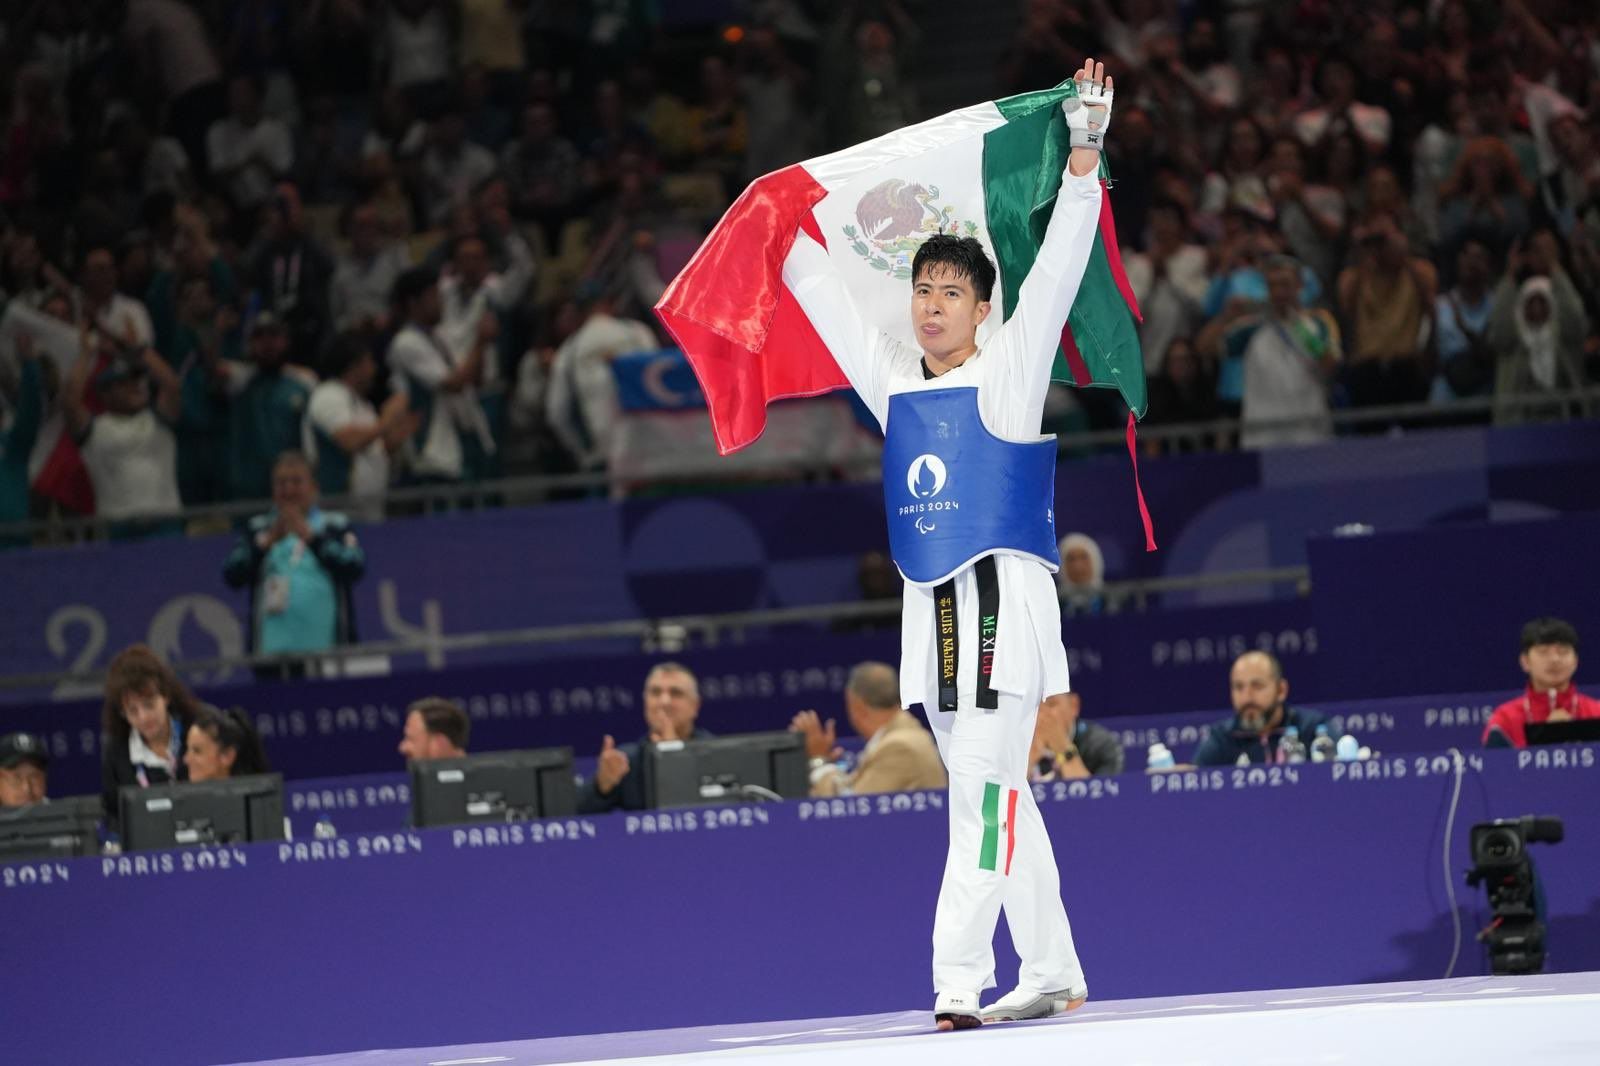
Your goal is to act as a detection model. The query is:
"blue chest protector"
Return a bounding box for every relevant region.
[882,386,1060,586]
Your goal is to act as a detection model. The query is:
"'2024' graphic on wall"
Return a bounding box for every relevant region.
[39,579,443,701]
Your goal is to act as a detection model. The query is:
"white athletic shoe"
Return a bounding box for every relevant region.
[934,989,983,1031]
[979,985,1089,1023]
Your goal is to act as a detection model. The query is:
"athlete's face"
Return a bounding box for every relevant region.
[911,266,990,362]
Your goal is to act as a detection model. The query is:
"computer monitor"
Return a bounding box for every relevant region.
[410,748,577,828]
[119,774,286,852]
[642,731,809,809]
[1525,720,1600,746]
[0,795,102,860]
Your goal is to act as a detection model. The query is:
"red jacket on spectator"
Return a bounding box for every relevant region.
[1482,684,1600,749]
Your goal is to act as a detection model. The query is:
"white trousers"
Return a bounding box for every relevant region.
[924,669,1087,999]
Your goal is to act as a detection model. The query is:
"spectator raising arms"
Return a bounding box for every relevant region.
[63,341,184,538]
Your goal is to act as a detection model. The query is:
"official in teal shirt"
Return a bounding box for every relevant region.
[223,451,365,675]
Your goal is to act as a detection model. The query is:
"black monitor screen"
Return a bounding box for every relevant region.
[0,796,101,861]
[410,748,577,828]
[642,731,808,809]
[1525,720,1600,746]
[119,774,285,852]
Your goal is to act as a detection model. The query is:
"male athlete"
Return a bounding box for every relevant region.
[782,59,1114,1030]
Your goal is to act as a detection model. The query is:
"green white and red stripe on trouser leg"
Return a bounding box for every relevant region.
[925,666,1088,1004]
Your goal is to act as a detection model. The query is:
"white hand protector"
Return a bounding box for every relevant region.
[1061,77,1113,150]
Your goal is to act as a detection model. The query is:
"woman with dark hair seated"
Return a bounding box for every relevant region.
[183,706,271,781]
[100,645,205,826]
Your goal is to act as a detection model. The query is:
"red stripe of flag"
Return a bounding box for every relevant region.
[654,165,849,455]
[1097,181,1143,324]
[1003,787,1019,876]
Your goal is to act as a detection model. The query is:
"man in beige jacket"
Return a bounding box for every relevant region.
[791,662,947,797]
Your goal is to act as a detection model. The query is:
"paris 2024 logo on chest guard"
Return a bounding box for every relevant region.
[844,179,982,279]
[902,453,959,534]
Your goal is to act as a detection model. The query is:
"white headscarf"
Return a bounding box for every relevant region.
[1056,532,1105,602]
[1514,276,1559,391]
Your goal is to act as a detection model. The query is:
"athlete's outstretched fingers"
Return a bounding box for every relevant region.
[1105,74,1114,92]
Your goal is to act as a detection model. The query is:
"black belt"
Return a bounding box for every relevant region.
[932,555,1002,713]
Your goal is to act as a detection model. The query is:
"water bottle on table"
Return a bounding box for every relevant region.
[1146,742,1176,771]
[1310,724,1337,764]
[1278,726,1307,764]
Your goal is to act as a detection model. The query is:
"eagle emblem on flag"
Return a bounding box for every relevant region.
[842,179,982,280]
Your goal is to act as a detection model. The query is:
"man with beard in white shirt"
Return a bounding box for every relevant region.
[543,284,657,473]
[304,334,419,520]
[387,267,496,486]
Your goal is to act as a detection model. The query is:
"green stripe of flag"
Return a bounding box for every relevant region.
[985,81,1147,417]
[979,781,1001,871]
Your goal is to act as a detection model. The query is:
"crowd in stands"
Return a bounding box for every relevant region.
[0,2,1596,540]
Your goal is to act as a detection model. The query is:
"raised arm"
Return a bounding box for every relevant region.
[141,348,184,424]
[62,329,97,441]
[781,231,892,423]
[5,337,44,455]
[991,60,1112,406]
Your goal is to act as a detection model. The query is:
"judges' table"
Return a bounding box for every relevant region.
[7,746,1598,1066]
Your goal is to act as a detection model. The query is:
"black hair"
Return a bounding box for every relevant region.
[1521,617,1579,653]
[392,266,439,312]
[911,235,996,303]
[323,332,374,380]
[190,705,271,777]
[408,697,470,750]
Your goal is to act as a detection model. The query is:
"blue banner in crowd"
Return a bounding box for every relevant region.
[7,747,1599,1066]
[611,348,705,411]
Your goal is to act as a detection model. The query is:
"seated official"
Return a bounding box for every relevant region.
[790,662,946,797]
[579,662,712,814]
[100,645,204,826]
[183,707,272,781]
[1193,651,1328,766]
[1483,617,1600,749]
[398,697,470,761]
[0,732,49,808]
[1028,692,1124,781]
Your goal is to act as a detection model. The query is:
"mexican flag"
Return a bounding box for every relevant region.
[654,78,1145,457]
